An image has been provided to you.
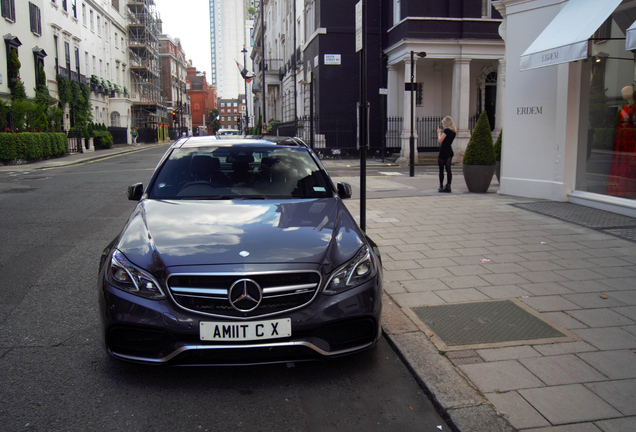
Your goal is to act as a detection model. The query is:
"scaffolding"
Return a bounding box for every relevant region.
[127,0,165,130]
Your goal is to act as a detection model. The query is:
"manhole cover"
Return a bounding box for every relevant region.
[411,300,568,347]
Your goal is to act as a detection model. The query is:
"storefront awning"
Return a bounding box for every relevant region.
[626,20,636,50]
[520,0,623,71]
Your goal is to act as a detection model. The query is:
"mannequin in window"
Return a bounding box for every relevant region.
[606,85,636,196]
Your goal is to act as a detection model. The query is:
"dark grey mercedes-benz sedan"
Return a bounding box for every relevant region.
[98,137,382,365]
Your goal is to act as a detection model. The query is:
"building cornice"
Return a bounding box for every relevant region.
[388,16,503,34]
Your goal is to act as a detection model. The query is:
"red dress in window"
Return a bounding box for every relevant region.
[606,104,636,196]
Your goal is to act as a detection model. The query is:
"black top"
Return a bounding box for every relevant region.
[439,129,455,159]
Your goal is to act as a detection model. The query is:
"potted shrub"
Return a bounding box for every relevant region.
[494,129,502,183]
[462,111,496,193]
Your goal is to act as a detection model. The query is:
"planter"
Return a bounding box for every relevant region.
[463,164,495,193]
[495,161,501,183]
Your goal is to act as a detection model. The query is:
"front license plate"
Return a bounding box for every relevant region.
[200,318,292,341]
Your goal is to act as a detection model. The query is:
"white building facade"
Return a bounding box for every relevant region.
[494,0,636,217]
[1,0,46,103]
[209,0,247,99]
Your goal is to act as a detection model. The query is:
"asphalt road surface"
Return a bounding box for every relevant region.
[0,146,448,432]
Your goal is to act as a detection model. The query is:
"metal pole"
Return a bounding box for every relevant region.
[409,50,414,178]
[359,0,367,232]
[242,47,249,133]
[261,2,266,134]
[309,75,314,150]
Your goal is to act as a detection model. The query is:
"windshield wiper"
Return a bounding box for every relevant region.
[238,195,267,200]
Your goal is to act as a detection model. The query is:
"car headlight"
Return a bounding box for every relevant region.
[107,249,165,299]
[323,245,377,295]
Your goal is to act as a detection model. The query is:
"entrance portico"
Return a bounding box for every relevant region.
[385,39,505,164]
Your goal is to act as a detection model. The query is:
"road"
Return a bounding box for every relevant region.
[0,146,448,431]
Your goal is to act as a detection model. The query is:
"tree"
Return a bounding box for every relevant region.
[208,108,220,134]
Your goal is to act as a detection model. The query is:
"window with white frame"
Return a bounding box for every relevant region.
[75,47,80,73]
[90,9,94,31]
[29,2,42,36]
[97,15,101,36]
[111,111,121,127]
[82,3,86,26]
[1,0,16,22]
[393,0,400,26]
[482,0,491,19]
[64,42,71,70]
[115,32,118,47]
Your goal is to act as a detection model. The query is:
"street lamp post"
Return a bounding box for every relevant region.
[409,51,426,177]
[241,46,249,134]
[179,84,184,135]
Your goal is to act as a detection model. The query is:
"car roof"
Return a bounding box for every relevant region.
[173,136,309,149]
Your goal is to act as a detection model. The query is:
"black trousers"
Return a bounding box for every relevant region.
[438,157,452,186]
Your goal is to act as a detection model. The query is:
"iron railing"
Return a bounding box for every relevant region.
[268,115,482,156]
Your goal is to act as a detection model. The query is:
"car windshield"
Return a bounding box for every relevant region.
[148,145,333,199]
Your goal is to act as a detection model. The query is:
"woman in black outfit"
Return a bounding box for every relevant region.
[436,116,457,193]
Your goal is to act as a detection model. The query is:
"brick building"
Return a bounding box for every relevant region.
[186,65,217,134]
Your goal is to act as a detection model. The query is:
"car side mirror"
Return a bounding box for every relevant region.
[337,182,352,199]
[127,182,144,201]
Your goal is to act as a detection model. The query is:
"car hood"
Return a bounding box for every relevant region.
[116,198,365,272]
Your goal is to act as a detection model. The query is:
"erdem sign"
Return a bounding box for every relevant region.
[517,107,542,115]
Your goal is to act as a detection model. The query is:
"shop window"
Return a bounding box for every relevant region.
[2,0,16,21]
[578,6,636,199]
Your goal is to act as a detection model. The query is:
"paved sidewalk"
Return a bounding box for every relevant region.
[5,148,635,431]
[341,190,636,432]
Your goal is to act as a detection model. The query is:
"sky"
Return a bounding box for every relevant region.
[153,0,212,80]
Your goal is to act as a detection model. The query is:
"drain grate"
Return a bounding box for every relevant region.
[411,300,565,347]
[513,201,636,243]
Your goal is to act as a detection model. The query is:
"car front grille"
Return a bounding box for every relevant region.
[166,271,322,318]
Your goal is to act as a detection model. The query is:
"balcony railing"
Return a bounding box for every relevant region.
[56,66,88,84]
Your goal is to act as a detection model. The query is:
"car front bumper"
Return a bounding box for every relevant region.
[99,276,382,366]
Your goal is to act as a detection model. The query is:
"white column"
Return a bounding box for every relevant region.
[400,55,418,162]
[495,58,506,133]
[387,65,399,117]
[451,58,471,157]
[433,65,443,114]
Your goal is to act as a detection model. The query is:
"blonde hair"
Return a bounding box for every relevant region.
[442,116,457,133]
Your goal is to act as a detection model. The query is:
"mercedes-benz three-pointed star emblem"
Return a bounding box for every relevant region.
[228,279,263,312]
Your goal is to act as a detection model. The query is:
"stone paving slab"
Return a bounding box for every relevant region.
[518,384,621,425]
